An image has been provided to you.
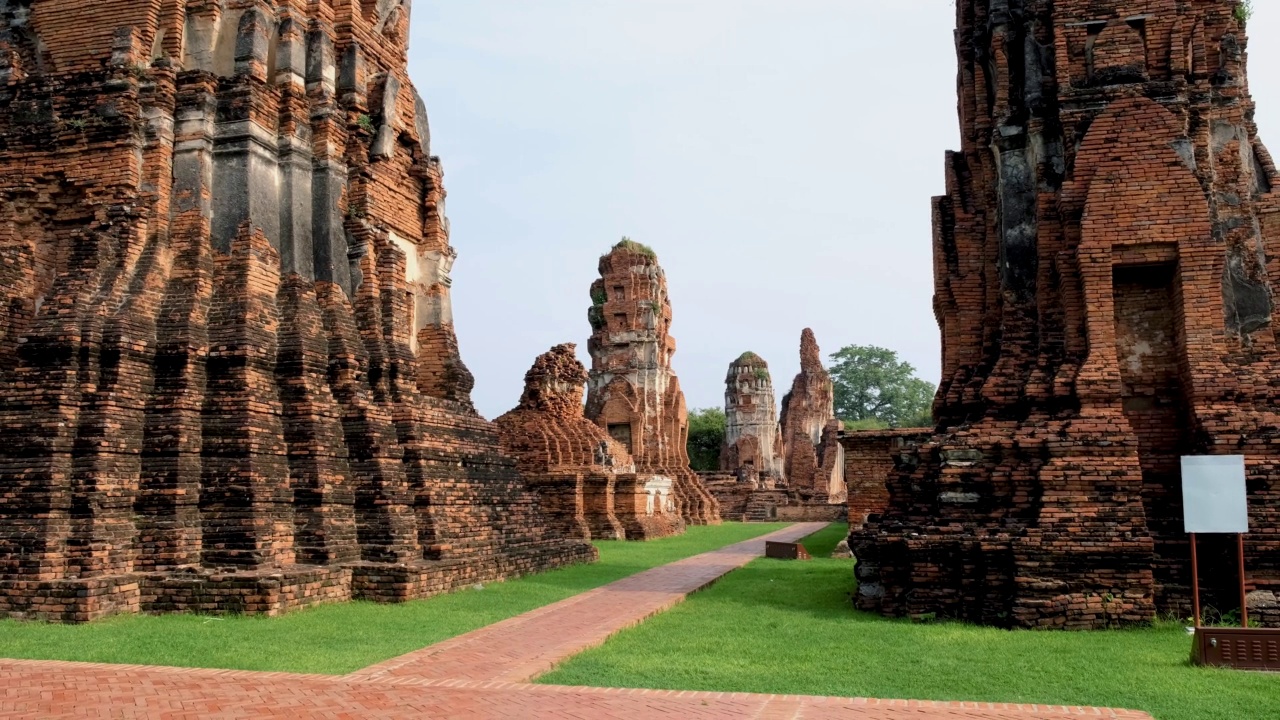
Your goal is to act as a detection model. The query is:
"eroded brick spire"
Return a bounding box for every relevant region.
[516,344,590,417]
[584,240,721,525]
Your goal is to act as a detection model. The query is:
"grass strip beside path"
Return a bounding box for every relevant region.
[0,522,788,675]
[540,523,1275,720]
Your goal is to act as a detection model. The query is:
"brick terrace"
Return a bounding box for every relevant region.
[0,524,1152,719]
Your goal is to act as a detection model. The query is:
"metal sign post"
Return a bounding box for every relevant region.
[1182,456,1278,670]
[1189,531,1200,629]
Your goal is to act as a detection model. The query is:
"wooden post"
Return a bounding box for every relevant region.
[1238,533,1249,628]
[1190,532,1201,628]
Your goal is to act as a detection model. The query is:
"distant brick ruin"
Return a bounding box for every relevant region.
[585,240,720,526]
[780,330,846,505]
[853,0,1280,629]
[720,352,783,484]
[495,344,684,541]
[702,334,847,524]
[0,0,593,623]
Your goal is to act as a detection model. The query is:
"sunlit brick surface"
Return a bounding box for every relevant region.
[0,1,593,623]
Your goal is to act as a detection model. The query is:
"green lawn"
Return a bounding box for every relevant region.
[540,523,1276,720]
[0,522,788,675]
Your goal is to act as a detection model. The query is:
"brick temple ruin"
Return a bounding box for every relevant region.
[495,344,684,541]
[0,0,594,623]
[780,329,846,505]
[853,0,1280,629]
[702,332,846,523]
[585,240,720,526]
[720,352,783,484]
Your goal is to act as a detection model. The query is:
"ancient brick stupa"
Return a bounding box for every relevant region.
[0,0,593,623]
[720,352,784,484]
[585,240,720,525]
[853,0,1280,629]
[495,344,684,541]
[779,330,846,504]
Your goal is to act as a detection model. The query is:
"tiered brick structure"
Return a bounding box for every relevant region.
[0,0,594,623]
[840,429,932,530]
[854,0,1280,629]
[495,344,684,541]
[585,240,720,525]
[779,329,846,504]
[720,352,783,484]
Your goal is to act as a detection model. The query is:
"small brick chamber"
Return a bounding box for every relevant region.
[0,0,594,623]
[853,0,1280,629]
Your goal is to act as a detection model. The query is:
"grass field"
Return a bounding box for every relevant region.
[0,522,788,675]
[540,523,1276,720]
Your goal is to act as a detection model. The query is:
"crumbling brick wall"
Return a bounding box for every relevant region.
[840,429,932,529]
[853,0,1280,629]
[584,240,721,526]
[0,0,594,623]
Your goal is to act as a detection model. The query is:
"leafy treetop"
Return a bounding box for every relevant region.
[829,344,935,429]
[686,407,726,472]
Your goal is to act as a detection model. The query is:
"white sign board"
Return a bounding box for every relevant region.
[1181,455,1249,534]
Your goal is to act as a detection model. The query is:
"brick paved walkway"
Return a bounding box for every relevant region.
[0,523,1154,719]
[350,521,829,683]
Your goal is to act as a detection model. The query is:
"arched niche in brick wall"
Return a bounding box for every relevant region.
[1071,96,1224,409]
[595,379,639,455]
[1089,20,1148,85]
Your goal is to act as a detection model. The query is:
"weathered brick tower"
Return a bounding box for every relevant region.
[0,0,594,623]
[586,240,720,525]
[779,329,845,504]
[720,352,784,484]
[853,0,1280,629]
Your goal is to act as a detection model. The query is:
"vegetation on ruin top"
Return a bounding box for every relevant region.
[611,237,657,259]
[540,524,1271,720]
[0,523,787,675]
[1236,0,1253,23]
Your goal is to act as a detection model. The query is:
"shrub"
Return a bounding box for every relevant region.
[613,237,657,259]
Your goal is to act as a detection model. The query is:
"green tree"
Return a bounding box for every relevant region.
[686,407,725,471]
[829,345,936,429]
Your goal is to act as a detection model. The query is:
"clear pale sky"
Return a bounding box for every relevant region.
[408,1,1280,419]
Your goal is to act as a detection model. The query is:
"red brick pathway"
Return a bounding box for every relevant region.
[351,521,830,683]
[0,524,1155,719]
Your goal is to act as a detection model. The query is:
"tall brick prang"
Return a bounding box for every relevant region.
[779,329,846,504]
[495,344,684,541]
[585,240,720,526]
[0,0,594,623]
[853,0,1280,629]
[720,352,783,484]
